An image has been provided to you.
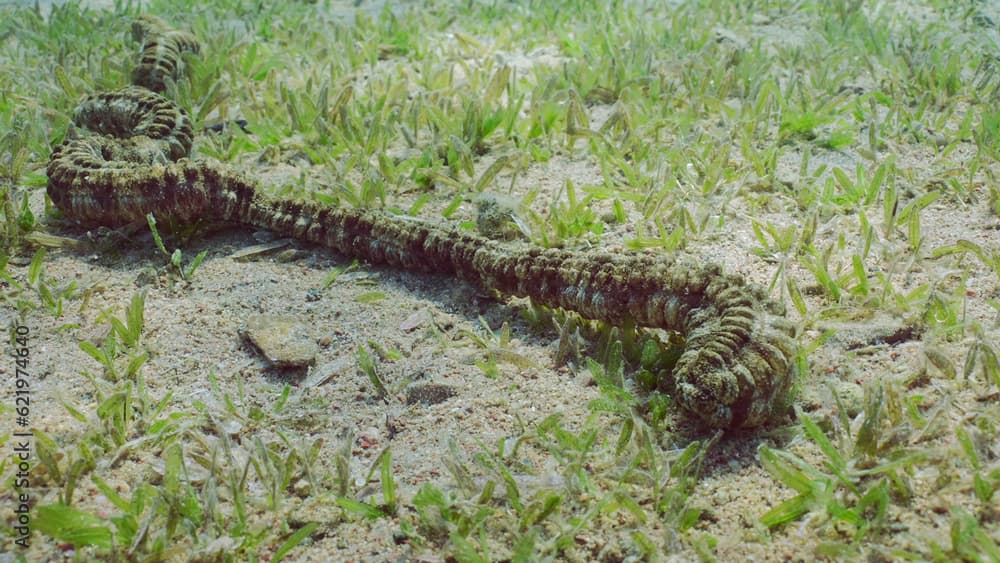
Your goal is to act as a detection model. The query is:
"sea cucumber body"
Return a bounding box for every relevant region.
[46,21,798,429]
[130,14,201,92]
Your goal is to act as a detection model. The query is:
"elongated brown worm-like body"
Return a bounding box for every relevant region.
[46,18,798,429]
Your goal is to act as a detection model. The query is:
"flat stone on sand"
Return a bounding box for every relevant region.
[241,315,318,368]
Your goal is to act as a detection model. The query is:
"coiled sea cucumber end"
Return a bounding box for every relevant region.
[674,312,798,430]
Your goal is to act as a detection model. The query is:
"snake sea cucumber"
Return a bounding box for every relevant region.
[45,18,799,429]
[130,14,201,93]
